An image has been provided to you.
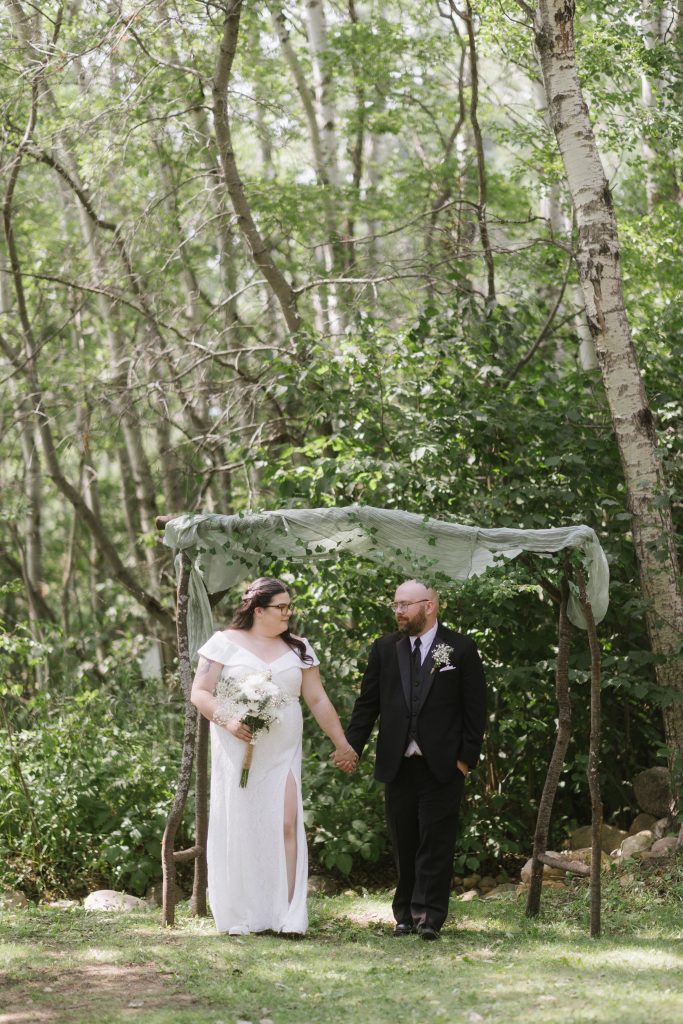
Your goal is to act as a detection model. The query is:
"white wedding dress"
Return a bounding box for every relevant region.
[196,631,318,935]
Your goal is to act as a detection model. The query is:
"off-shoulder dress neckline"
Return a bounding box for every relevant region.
[219,630,297,668]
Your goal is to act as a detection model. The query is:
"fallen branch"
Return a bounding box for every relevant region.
[538,852,591,877]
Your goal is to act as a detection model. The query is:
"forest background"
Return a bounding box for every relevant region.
[0,0,680,903]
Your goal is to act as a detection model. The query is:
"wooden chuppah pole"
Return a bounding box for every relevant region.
[578,568,603,939]
[526,577,576,917]
[525,566,603,936]
[192,714,209,916]
[155,512,245,924]
[160,550,199,925]
[156,516,211,924]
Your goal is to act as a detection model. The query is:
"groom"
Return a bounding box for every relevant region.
[338,579,486,940]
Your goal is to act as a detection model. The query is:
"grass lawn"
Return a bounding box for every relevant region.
[2,876,683,1024]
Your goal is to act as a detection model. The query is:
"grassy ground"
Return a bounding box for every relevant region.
[2,875,683,1024]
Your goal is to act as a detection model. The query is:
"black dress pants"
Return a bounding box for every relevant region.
[385,756,465,931]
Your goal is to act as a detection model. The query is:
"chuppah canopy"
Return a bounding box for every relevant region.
[163,504,609,661]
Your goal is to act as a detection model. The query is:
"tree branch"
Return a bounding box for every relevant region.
[506,253,573,383]
[211,0,302,335]
[451,0,496,309]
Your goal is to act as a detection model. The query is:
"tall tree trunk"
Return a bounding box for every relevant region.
[344,0,364,276]
[305,0,340,189]
[454,1,496,311]
[639,1,676,209]
[532,79,597,370]
[212,0,302,336]
[269,0,345,333]
[533,0,683,796]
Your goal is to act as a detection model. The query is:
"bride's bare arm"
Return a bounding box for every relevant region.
[301,667,358,771]
[190,657,253,742]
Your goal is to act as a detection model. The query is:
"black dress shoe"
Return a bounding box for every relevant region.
[393,923,416,936]
[417,925,439,941]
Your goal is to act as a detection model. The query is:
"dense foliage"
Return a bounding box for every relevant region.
[0,0,680,896]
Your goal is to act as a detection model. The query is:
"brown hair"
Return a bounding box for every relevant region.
[229,577,312,664]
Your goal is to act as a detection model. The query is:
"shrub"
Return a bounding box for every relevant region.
[0,689,180,899]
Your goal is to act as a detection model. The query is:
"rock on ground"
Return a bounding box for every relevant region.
[617,830,654,860]
[628,812,656,835]
[568,847,611,871]
[83,890,146,911]
[459,889,479,902]
[462,873,481,891]
[516,879,566,896]
[483,884,518,899]
[652,817,672,840]
[650,836,678,856]
[633,767,672,817]
[145,882,187,907]
[521,854,566,883]
[0,889,29,909]
[570,824,627,853]
[307,874,338,896]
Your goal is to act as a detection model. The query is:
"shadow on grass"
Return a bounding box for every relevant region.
[1,884,683,1024]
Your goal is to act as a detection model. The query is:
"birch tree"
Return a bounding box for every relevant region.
[527,0,683,790]
[639,1,680,210]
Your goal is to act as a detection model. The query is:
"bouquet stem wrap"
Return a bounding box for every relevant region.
[240,741,255,788]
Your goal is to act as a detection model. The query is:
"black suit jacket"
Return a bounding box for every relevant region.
[345,624,486,784]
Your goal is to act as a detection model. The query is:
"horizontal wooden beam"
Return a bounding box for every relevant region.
[172,845,203,863]
[538,851,591,876]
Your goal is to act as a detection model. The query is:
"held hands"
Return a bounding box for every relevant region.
[332,743,359,774]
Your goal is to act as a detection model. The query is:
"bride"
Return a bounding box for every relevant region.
[191,577,358,935]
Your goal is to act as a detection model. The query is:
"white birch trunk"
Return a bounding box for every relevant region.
[535,0,683,792]
[640,1,672,210]
[269,1,344,334]
[304,0,340,188]
[572,283,599,371]
[533,78,598,369]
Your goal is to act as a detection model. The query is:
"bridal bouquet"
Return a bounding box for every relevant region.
[213,669,288,787]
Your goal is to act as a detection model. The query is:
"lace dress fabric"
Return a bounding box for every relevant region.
[196,631,318,934]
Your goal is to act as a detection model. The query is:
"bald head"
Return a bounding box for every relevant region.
[395,579,438,604]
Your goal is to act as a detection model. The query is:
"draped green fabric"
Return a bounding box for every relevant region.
[163,505,609,661]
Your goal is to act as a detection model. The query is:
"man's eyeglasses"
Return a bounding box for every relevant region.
[266,602,294,614]
[390,599,430,613]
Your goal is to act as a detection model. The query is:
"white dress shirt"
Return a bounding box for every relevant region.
[404,621,439,757]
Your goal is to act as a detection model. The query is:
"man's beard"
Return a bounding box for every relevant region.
[398,607,428,636]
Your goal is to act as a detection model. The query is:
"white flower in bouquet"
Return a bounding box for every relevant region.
[240,671,280,702]
[213,668,289,786]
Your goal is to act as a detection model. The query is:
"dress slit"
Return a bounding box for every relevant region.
[283,769,298,904]
[277,753,307,931]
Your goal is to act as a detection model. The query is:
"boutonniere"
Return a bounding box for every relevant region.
[431,643,454,673]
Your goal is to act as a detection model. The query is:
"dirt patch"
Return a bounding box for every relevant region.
[0,962,201,1024]
[341,906,394,927]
